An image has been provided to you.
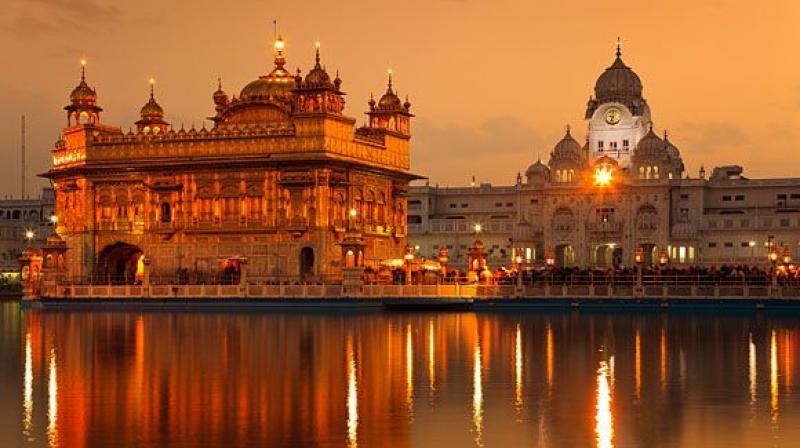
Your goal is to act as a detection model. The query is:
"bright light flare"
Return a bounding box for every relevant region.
[594,166,614,187]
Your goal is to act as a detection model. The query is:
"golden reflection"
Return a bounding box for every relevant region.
[47,348,59,448]
[346,336,358,448]
[546,323,554,390]
[609,355,615,391]
[23,332,33,440]
[771,330,779,423]
[473,343,484,447]
[660,327,667,392]
[634,330,641,401]
[595,359,613,448]
[749,333,757,406]
[429,320,436,396]
[514,324,523,416]
[406,323,414,421]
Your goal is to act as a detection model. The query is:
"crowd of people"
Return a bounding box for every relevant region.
[387,264,800,287]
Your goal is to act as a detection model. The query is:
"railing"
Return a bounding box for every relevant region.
[40,280,800,300]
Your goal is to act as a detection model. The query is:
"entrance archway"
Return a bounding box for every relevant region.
[300,247,315,281]
[594,244,623,268]
[555,244,576,268]
[98,242,144,284]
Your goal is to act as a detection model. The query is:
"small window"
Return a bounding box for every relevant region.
[449,203,457,208]
[724,242,734,248]
[778,194,787,200]
[680,194,689,200]
[530,199,539,204]
[735,195,745,201]
[741,242,750,247]
[506,202,513,207]
[495,203,502,207]
[791,194,800,200]
[708,242,717,248]
[460,203,468,208]
[160,203,172,223]
[722,195,732,201]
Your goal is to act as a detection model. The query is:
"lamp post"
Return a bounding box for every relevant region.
[404,245,415,286]
[438,245,449,282]
[768,239,779,290]
[634,246,645,294]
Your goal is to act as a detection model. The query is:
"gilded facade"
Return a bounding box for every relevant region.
[409,44,800,268]
[45,38,418,283]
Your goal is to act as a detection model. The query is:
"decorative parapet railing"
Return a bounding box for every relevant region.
[40,282,800,300]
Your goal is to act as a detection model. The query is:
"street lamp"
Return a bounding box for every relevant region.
[473,223,482,235]
[404,245,415,285]
[634,247,645,292]
[24,230,35,247]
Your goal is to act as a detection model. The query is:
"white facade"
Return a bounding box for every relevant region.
[409,48,800,269]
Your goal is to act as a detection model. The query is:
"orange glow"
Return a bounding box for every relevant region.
[595,359,613,448]
[594,165,613,187]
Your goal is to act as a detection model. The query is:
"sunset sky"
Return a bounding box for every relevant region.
[1,0,799,196]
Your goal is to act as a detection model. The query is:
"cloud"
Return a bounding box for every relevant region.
[1,0,121,38]
[412,116,542,185]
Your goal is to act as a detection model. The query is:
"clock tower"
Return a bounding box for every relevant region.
[585,41,651,170]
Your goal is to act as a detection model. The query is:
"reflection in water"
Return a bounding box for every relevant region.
[406,323,414,422]
[771,330,779,423]
[7,310,800,447]
[473,343,483,447]
[660,326,667,391]
[514,323,523,416]
[23,332,33,440]
[595,359,613,448]
[546,323,554,390]
[749,333,757,407]
[429,320,436,396]
[634,329,641,401]
[47,348,58,448]
[346,336,358,448]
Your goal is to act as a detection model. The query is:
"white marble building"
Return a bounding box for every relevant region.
[409,45,800,269]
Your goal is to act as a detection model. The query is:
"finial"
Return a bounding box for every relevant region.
[149,78,155,99]
[387,68,393,90]
[565,124,571,135]
[616,37,621,58]
[664,129,669,140]
[80,59,87,81]
[648,122,654,132]
[217,77,222,90]
[274,35,285,53]
[315,41,321,65]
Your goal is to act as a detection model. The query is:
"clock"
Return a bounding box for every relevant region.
[604,108,622,125]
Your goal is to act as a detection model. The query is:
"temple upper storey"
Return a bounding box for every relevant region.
[49,34,414,177]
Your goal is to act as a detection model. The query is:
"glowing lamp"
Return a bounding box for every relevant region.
[634,247,645,264]
[348,208,358,218]
[50,215,58,224]
[594,166,613,187]
[769,251,778,264]
[274,37,286,51]
[658,250,669,266]
[25,230,35,240]
[782,247,792,265]
[473,223,482,234]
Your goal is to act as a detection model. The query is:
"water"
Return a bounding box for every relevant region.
[1,301,799,447]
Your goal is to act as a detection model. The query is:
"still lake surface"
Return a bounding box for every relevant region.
[1,301,800,447]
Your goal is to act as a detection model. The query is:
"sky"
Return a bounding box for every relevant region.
[1,0,800,196]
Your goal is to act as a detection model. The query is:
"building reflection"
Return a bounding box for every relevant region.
[9,309,800,447]
[595,359,613,448]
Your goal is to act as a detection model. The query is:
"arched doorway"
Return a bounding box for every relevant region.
[555,244,576,267]
[594,244,623,268]
[98,242,144,284]
[300,247,315,281]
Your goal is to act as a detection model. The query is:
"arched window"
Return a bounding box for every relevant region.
[161,202,172,223]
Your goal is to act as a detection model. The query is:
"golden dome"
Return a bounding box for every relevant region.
[69,62,97,105]
[139,80,165,120]
[240,36,296,102]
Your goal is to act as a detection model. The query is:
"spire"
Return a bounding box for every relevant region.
[387,68,394,93]
[314,41,321,66]
[80,59,87,81]
[149,78,155,99]
[217,77,222,90]
[565,124,571,135]
[616,37,621,58]
[273,34,286,69]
